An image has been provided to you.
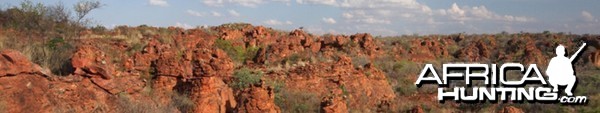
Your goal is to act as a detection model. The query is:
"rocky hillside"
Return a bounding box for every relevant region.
[1,23,600,113]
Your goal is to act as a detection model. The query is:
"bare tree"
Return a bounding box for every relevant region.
[47,2,71,23]
[74,0,101,26]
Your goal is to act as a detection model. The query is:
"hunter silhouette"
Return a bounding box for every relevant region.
[546,43,586,96]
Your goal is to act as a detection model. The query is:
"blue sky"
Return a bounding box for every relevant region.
[2,0,599,36]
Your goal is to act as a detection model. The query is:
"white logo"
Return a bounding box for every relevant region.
[546,43,585,96]
[414,42,588,104]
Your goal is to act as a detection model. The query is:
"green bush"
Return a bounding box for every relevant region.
[0,0,101,38]
[231,68,263,90]
[0,0,102,76]
[283,53,302,64]
[14,38,74,76]
[351,55,370,69]
[275,89,320,113]
[374,58,422,95]
[220,23,251,30]
[214,39,259,64]
[171,92,196,112]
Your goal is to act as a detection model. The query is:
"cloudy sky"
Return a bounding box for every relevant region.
[3,0,600,36]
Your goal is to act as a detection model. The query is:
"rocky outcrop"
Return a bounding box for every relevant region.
[407,37,453,62]
[8,24,597,113]
[185,48,237,113]
[584,36,600,67]
[274,55,395,111]
[500,36,548,65]
[71,43,113,79]
[409,105,424,113]
[0,50,49,76]
[590,51,600,67]
[320,89,348,113]
[498,106,524,113]
[131,36,237,113]
[250,31,382,65]
[237,80,281,113]
[0,49,119,112]
[71,43,145,95]
[455,38,495,62]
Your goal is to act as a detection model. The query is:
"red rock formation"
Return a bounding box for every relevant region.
[455,38,495,62]
[320,89,348,113]
[498,106,524,113]
[10,24,591,112]
[590,51,600,67]
[0,49,120,112]
[181,77,236,113]
[275,55,395,111]
[0,50,49,76]
[410,105,424,113]
[407,37,451,62]
[71,44,113,79]
[237,80,281,113]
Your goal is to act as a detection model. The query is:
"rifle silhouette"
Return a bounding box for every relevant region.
[570,42,587,62]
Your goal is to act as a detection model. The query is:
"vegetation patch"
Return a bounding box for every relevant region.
[231,67,263,90]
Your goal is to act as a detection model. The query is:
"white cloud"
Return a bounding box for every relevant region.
[296,0,337,6]
[187,10,204,17]
[149,0,169,7]
[211,11,222,17]
[175,22,194,29]
[361,18,391,24]
[442,3,533,22]
[188,9,239,17]
[342,10,391,24]
[448,3,465,16]
[400,13,413,18]
[342,12,353,19]
[471,6,493,19]
[237,0,264,7]
[196,0,538,35]
[582,11,598,22]
[203,0,224,7]
[332,0,432,25]
[322,17,336,24]
[229,10,241,17]
[285,21,293,24]
[338,0,423,9]
[264,19,293,25]
[203,0,264,7]
[317,1,535,35]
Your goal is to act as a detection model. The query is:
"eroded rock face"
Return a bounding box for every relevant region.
[0,49,48,76]
[47,28,241,112]
[0,73,52,112]
[499,36,548,65]
[584,36,600,67]
[130,36,237,113]
[7,24,600,113]
[237,80,281,113]
[71,43,145,95]
[71,44,113,79]
[0,49,118,113]
[498,106,524,113]
[407,37,453,62]
[590,51,600,67]
[177,77,236,113]
[455,38,495,62]
[273,55,395,111]
[320,89,348,113]
[252,32,381,65]
[350,33,381,56]
[409,105,424,113]
[191,48,235,77]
